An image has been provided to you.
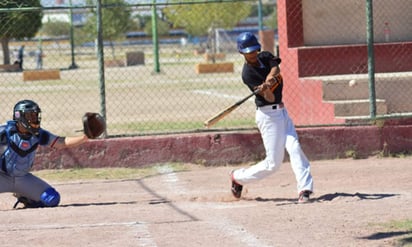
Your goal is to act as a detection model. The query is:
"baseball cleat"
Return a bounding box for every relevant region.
[230,170,243,198]
[12,194,44,209]
[298,190,312,204]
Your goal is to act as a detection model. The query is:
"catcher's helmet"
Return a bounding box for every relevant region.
[237,32,261,53]
[13,99,42,135]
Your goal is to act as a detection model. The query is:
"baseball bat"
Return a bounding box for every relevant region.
[204,88,260,128]
[204,80,282,128]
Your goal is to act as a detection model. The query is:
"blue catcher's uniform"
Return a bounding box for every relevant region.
[0,120,61,208]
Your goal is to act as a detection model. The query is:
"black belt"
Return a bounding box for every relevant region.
[271,103,284,109]
[257,103,284,110]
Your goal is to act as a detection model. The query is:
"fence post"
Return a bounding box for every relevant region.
[152,0,160,73]
[96,0,107,135]
[68,0,78,70]
[258,0,263,30]
[366,0,376,118]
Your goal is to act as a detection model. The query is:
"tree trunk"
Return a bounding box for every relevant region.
[110,41,116,60]
[1,38,11,64]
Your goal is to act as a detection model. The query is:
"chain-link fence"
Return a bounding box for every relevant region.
[278,0,412,126]
[0,0,411,137]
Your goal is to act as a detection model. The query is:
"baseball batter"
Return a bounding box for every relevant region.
[0,100,89,208]
[230,32,314,203]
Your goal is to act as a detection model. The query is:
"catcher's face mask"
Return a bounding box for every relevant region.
[24,111,41,126]
[15,110,42,135]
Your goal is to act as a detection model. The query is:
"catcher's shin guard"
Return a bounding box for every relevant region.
[13,188,60,209]
[40,187,60,207]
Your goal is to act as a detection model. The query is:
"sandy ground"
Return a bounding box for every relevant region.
[0,156,411,247]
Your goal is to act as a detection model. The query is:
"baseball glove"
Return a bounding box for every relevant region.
[82,112,106,139]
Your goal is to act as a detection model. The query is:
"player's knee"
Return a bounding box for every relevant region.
[40,187,60,207]
[264,158,281,172]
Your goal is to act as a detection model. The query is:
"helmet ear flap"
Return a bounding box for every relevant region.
[14,111,21,120]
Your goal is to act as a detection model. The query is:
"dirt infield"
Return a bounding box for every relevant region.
[0,156,411,247]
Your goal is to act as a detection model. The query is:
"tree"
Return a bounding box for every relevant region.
[263,5,278,30]
[163,2,252,37]
[250,3,274,17]
[163,2,251,61]
[131,14,151,30]
[144,18,170,37]
[40,20,71,38]
[84,0,131,59]
[0,0,43,64]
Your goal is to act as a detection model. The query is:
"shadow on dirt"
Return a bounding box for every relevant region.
[60,198,171,207]
[359,231,412,240]
[250,192,399,206]
[60,201,139,207]
[359,231,412,245]
[136,179,199,222]
[315,192,399,201]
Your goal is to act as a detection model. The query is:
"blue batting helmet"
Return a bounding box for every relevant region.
[237,32,261,53]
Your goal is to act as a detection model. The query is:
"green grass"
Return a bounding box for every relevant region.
[33,163,191,182]
[109,118,256,134]
[380,220,412,246]
[208,118,256,128]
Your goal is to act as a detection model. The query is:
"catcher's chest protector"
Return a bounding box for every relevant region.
[0,121,39,176]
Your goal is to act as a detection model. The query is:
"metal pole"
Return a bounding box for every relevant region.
[258,0,263,30]
[96,0,107,134]
[366,0,376,118]
[152,0,160,73]
[68,0,78,69]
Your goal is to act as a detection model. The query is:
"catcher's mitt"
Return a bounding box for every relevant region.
[82,112,106,139]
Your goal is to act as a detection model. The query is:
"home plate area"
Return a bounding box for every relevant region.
[0,157,411,247]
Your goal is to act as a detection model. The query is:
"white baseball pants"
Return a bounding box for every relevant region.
[233,104,313,194]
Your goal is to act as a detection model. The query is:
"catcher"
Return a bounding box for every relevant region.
[0,99,105,209]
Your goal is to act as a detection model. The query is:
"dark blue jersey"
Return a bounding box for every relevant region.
[0,121,58,176]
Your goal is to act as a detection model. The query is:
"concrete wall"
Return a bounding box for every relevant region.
[302,0,412,45]
[32,118,412,170]
[276,0,412,125]
[296,42,412,76]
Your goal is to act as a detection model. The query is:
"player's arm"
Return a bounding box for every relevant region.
[256,66,281,103]
[266,66,281,84]
[51,135,88,149]
[259,86,275,103]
